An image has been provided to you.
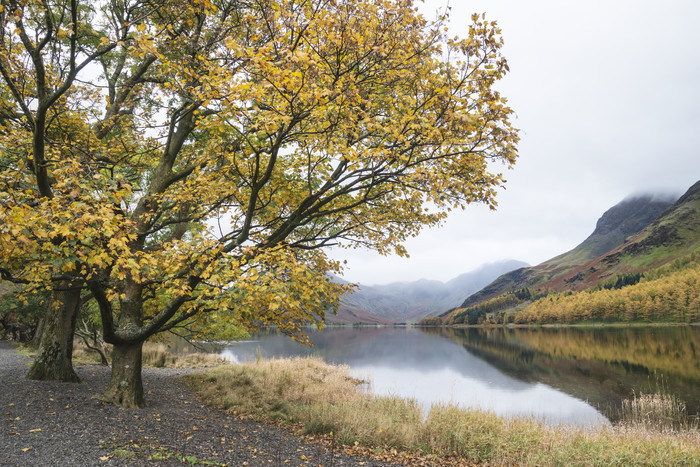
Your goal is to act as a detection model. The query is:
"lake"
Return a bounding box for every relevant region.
[218,325,700,427]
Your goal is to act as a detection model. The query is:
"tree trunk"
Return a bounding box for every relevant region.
[29,317,45,348]
[26,283,81,382]
[98,341,145,408]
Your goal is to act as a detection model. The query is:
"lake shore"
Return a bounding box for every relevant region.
[0,340,400,466]
[414,321,700,328]
[6,328,699,466]
[185,356,700,466]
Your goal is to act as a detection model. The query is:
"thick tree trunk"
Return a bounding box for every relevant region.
[26,284,81,382]
[98,341,145,408]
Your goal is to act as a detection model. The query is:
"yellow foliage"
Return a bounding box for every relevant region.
[1,0,517,348]
[515,256,700,324]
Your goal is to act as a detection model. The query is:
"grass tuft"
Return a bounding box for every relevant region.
[618,391,698,432]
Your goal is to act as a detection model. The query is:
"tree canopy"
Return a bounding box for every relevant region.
[0,0,517,406]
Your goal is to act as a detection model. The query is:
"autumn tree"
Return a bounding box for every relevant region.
[0,0,135,381]
[0,0,518,407]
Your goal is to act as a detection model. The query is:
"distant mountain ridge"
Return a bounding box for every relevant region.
[448,180,699,317]
[327,259,528,324]
[564,193,678,260]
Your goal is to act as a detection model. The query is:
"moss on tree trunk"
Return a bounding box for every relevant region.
[98,341,145,408]
[26,283,81,382]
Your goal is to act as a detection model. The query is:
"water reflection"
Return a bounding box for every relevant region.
[220,327,609,426]
[434,326,700,423]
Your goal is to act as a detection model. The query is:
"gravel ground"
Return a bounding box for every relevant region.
[0,341,402,467]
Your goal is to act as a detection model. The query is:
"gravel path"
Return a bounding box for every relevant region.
[0,341,402,466]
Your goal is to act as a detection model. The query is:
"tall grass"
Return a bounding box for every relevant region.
[618,391,698,432]
[184,357,700,466]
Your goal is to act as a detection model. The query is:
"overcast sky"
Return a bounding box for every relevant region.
[330,0,700,286]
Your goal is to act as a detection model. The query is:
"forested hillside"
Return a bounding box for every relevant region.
[436,180,700,325]
[515,254,700,324]
[454,194,676,311]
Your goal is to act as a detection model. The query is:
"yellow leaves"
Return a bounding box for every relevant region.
[0,0,516,353]
[55,223,73,239]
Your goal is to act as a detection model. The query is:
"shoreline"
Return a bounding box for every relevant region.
[327,321,700,328]
[185,355,700,466]
[0,340,399,467]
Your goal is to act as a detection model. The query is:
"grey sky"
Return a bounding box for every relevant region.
[330,0,700,286]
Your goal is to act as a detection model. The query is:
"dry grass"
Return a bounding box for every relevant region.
[184,357,700,466]
[618,391,698,432]
[140,342,227,368]
[71,341,227,368]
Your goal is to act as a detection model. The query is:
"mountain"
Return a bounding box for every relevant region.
[550,193,679,264]
[574,180,700,286]
[329,300,394,325]
[327,259,528,324]
[449,184,697,314]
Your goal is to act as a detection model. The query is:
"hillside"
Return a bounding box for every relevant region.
[515,255,700,324]
[329,302,394,325]
[327,260,528,324]
[557,180,700,289]
[444,180,700,322]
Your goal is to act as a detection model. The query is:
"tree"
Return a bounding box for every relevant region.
[0,0,129,381]
[0,285,48,341]
[0,0,517,407]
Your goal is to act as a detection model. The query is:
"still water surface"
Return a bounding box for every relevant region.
[219,326,700,427]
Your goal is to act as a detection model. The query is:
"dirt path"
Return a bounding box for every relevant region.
[0,341,401,466]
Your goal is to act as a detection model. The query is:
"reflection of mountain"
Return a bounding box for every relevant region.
[225,327,535,390]
[223,327,700,423]
[428,326,700,421]
[221,327,608,424]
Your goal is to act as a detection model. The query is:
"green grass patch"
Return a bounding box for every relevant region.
[183,357,700,466]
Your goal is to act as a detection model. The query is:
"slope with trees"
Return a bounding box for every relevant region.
[0,0,518,407]
[462,194,676,309]
[441,181,700,324]
[515,254,700,324]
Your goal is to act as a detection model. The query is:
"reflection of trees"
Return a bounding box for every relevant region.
[226,327,535,390]
[428,326,700,421]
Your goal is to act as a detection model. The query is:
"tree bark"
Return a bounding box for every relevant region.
[26,283,81,382]
[98,340,145,408]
